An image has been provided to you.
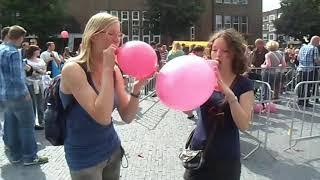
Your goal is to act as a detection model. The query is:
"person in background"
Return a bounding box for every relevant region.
[0,25,48,165]
[297,36,320,107]
[167,42,185,61]
[160,44,168,68]
[24,45,47,130]
[183,45,206,120]
[20,41,29,59]
[40,41,61,78]
[1,27,10,43]
[261,40,286,101]
[60,12,149,180]
[184,28,254,180]
[150,42,161,69]
[63,47,73,61]
[29,38,38,46]
[189,45,205,57]
[0,26,10,146]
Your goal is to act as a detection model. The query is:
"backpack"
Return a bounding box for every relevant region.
[43,62,86,146]
[43,74,73,146]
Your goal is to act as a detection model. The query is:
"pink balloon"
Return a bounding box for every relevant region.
[254,103,264,113]
[61,31,69,38]
[266,103,277,113]
[117,41,158,79]
[156,55,216,111]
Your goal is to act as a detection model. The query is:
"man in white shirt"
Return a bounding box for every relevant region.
[40,42,61,77]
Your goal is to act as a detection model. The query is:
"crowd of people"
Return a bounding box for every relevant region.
[0,11,319,180]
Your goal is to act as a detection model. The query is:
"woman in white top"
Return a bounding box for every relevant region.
[261,40,286,100]
[25,45,47,129]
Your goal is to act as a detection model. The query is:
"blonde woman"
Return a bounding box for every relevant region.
[60,12,148,180]
[167,42,185,61]
[261,40,286,100]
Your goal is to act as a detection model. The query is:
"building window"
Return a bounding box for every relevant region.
[123,35,129,43]
[132,35,140,41]
[121,21,129,37]
[215,15,223,30]
[233,0,239,4]
[232,16,239,31]
[132,11,139,20]
[132,20,140,26]
[241,16,248,33]
[143,35,150,44]
[224,0,231,4]
[269,33,276,40]
[239,0,248,4]
[263,33,268,41]
[269,24,276,32]
[110,10,118,18]
[190,26,195,41]
[216,0,222,3]
[153,35,160,44]
[142,11,148,21]
[263,16,269,22]
[263,24,269,31]
[121,11,129,21]
[132,27,140,36]
[269,15,275,22]
[224,16,231,29]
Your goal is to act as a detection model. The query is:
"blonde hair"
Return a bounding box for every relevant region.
[74,12,119,72]
[171,42,182,52]
[266,40,279,51]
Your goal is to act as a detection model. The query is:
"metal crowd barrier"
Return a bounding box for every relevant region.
[241,80,273,160]
[285,80,320,151]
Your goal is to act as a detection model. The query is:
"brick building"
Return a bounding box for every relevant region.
[65,0,263,50]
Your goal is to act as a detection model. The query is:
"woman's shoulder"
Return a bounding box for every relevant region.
[235,75,254,93]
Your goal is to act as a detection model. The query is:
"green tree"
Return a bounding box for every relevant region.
[0,0,77,39]
[145,0,204,43]
[274,0,320,42]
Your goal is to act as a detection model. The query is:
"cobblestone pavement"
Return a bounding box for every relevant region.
[0,97,320,180]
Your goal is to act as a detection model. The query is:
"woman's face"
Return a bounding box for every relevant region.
[211,37,234,70]
[34,50,40,57]
[92,21,122,49]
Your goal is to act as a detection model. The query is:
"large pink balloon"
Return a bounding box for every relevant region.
[117,41,158,79]
[156,55,216,111]
[60,31,69,38]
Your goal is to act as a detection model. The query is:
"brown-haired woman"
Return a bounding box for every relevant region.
[184,29,254,180]
[24,45,47,130]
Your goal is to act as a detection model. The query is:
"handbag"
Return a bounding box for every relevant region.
[179,125,216,170]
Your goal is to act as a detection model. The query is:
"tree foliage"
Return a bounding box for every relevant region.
[0,0,78,38]
[145,0,204,42]
[274,0,320,41]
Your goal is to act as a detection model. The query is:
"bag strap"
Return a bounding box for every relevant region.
[202,75,240,157]
[62,62,89,111]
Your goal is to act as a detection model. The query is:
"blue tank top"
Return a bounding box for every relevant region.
[191,75,253,161]
[60,71,120,171]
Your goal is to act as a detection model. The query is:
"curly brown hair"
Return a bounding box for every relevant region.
[25,45,40,59]
[207,29,248,75]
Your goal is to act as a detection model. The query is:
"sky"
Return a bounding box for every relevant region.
[263,0,281,12]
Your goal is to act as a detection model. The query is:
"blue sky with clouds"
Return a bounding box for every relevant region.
[263,0,280,12]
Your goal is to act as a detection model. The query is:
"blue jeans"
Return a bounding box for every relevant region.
[27,84,44,125]
[0,94,38,162]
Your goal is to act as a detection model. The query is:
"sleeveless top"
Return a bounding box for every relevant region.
[59,64,120,171]
[191,75,253,161]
